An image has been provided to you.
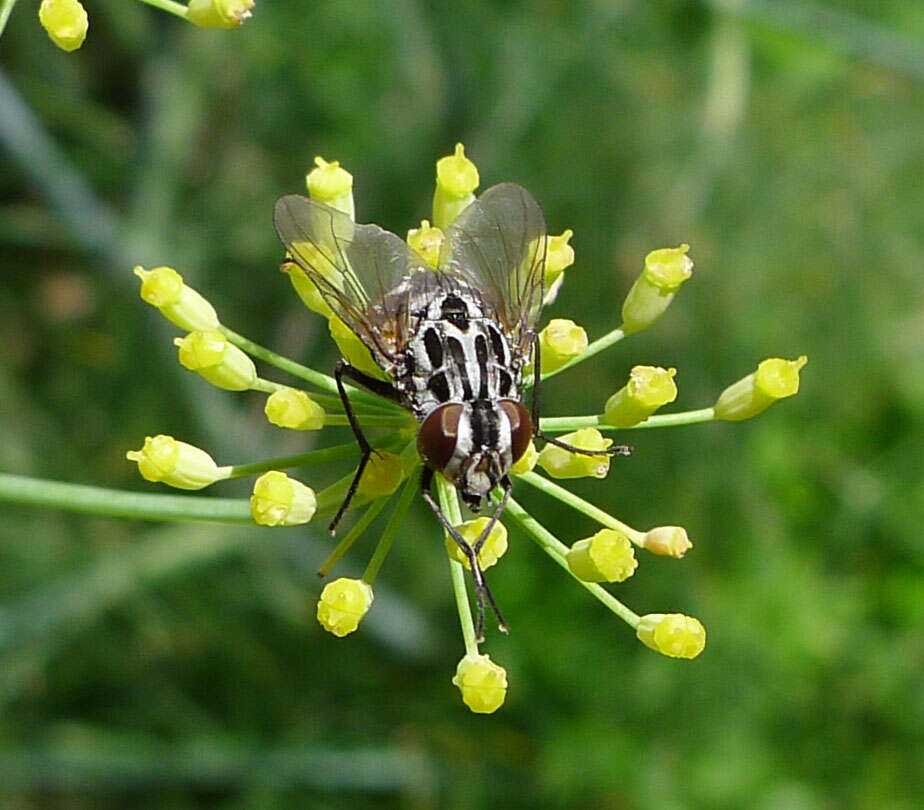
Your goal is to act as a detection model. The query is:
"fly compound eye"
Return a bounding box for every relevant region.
[499,400,532,464]
[417,403,463,472]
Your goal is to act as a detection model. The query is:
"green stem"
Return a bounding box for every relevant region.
[362,469,420,585]
[323,413,412,429]
[523,326,626,388]
[251,377,280,394]
[540,407,716,433]
[436,475,478,656]
[0,0,18,40]
[317,495,391,578]
[516,471,646,545]
[0,461,379,526]
[504,495,640,629]
[136,0,189,20]
[219,326,400,414]
[226,434,404,479]
[0,473,252,524]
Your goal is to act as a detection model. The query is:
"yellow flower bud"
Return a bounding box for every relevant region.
[306,156,355,220]
[537,428,613,479]
[452,653,507,714]
[603,365,678,428]
[250,471,317,527]
[264,388,325,431]
[544,229,575,288]
[714,356,808,421]
[126,435,229,490]
[280,260,334,319]
[509,439,539,476]
[38,0,88,52]
[406,220,444,269]
[636,613,706,659]
[642,526,692,558]
[537,319,588,374]
[621,245,693,335]
[174,330,257,391]
[186,0,254,29]
[328,316,390,382]
[357,450,404,498]
[133,266,220,332]
[317,578,374,637]
[432,143,479,230]
[567,529,637,582]
[445,518,508,571]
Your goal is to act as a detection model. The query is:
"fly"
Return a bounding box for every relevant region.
[274,183,627,639]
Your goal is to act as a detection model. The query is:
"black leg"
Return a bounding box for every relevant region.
[474,476,512,554]
[328,361,402,535]
[530,332,632,458]
[420,467,508,641]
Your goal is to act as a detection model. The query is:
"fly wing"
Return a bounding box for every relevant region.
[438,183,547,359]
[274,194,432,363]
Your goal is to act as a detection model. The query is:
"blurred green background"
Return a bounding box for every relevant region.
[1,1,923,807]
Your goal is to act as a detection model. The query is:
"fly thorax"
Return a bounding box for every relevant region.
[398,288,521,418]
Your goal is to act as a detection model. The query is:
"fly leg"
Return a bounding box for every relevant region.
[329,360,403,535]
[474,476,511,554]
[420,467,508,641]
[529,332,632,458]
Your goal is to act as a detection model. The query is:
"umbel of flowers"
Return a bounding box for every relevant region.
[128,144,807,714]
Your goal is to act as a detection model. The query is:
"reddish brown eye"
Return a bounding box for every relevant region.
[417,403,463,471]
[499,400,532,464]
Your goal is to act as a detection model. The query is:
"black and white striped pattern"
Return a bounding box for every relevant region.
[392,285,524,504]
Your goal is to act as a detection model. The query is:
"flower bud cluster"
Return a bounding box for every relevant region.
[38,0,88,52]
[174,330,257,391]
[567,529,637,583]
[187,0,255,29]
[406,220,444,268]
[317,578,374,637]
[306,156,355,220]
[537,319,588,374]
[622,245,693,335]
[636,613,706,659]
[714,356,807,421]
[604,365,678,427]
[452,653,508,714]
[445,518,508,571]
[433,144,479,230]
[134,266,220,333]
[264,388,325,431]
[538,428,613,479]
[250,471,316,527]
[126,435,229,490]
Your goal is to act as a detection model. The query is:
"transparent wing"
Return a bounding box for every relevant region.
[438,183,547,357]
[274,194,432,362]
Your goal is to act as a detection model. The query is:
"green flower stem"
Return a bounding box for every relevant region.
[0,472,362,526]
[436,475,479,656]
[317,495,391,578]
[226,434,403,479]
[505,495,640,629]
[322,413,413,429]
[251,378,281,394]
[362,469,420,585]
[219,326,400,414]
[515,471,646,546]
[136,0,189,20]
[523,326,626,388]
[0,473,252,523]
[0,0,18,40]
[539,407,716,433]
